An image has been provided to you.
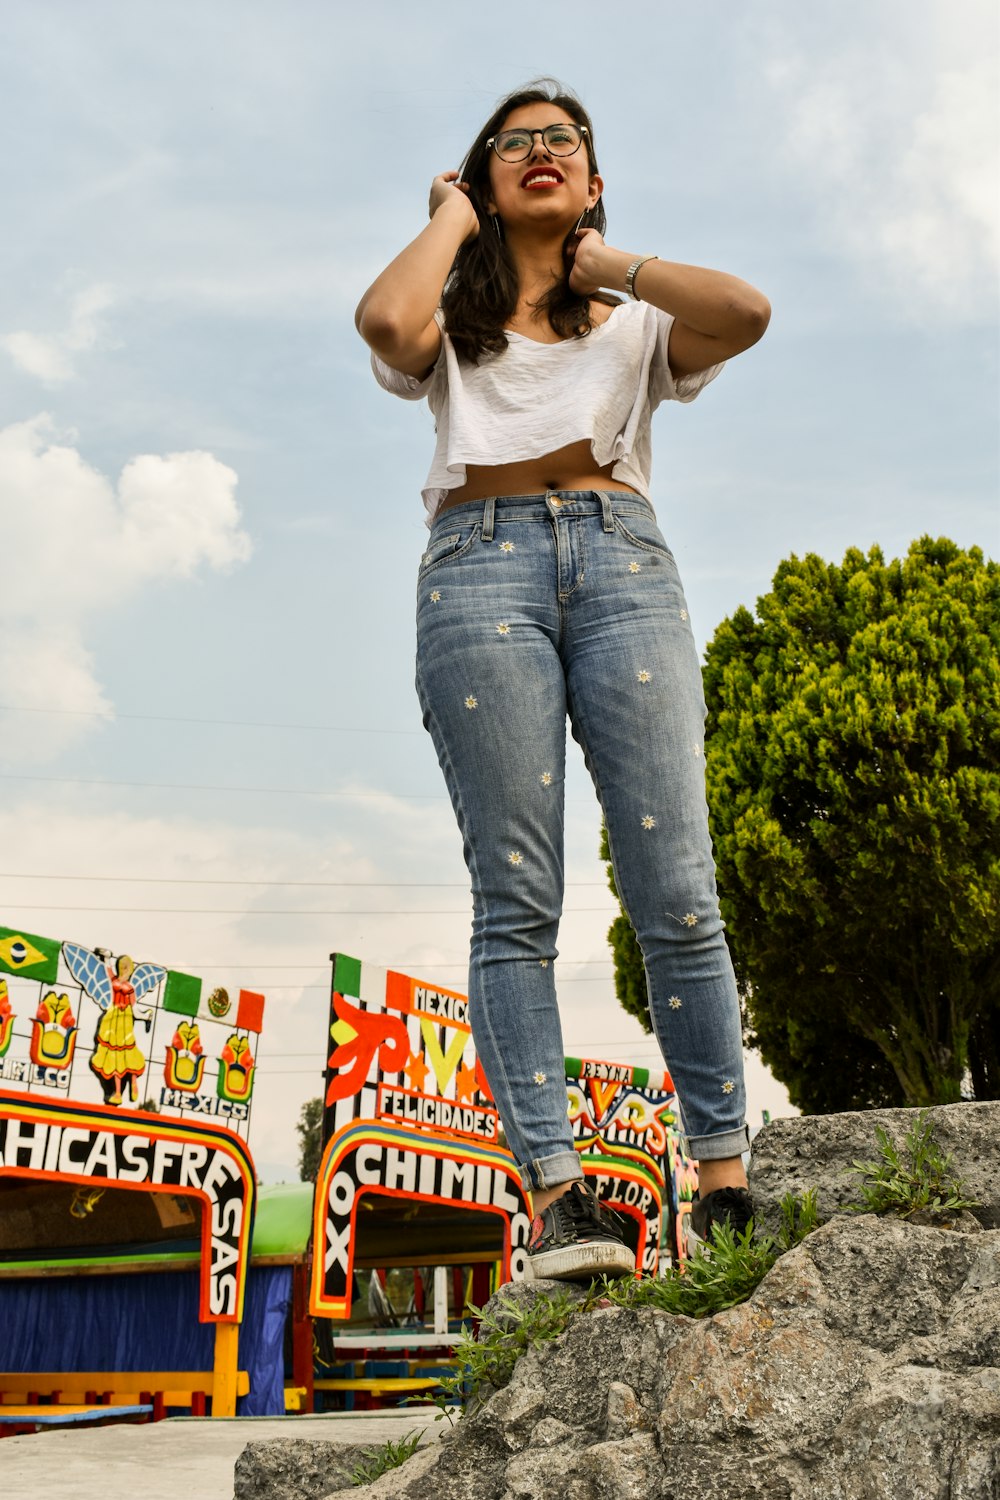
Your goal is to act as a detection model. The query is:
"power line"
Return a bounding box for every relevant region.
[0,903,613,915]
[0,773,446,800]
[0,704,423,737]
[0,872,608,888]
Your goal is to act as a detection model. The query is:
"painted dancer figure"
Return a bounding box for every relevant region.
[64,944,164,1105]
[356,80,770,1279]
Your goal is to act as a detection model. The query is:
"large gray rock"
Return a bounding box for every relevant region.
[320,1214,999,1500]
[749,1100,1000,1235]
[234,1439,379,1499]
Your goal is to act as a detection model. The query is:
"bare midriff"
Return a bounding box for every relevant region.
[438,437,641,512]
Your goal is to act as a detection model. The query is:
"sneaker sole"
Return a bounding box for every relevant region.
[525,1241,636,1282]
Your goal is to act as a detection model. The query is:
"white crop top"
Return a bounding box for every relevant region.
[371,300,724,523]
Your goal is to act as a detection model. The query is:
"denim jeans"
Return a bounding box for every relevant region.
[415,491,750,1191]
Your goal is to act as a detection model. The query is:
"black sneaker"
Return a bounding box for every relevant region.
[684,1186,755,1257]
[526,1181,636,1282]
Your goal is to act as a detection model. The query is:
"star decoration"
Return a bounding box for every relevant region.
[533,1071,547,1086]
[404,1050,430,1091]
[496,622,511,635]
[628,562,641,574]
[508,850,524,866]
[668,995,683,1009]
[721,1079,736,1094]
[455,1062,478,1103]
[637,670,651,683]
[430,590,441,603]
[499,540,516,553]
[540,772,553,786]
[641,815,656,830]
[465,695,478,710]
[683,913,698,927]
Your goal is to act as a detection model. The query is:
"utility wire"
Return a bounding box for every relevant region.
[0,704,423,737]
[0,872,607,888]
[0,773,446,799]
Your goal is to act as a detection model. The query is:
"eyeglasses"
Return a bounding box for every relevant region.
[486,123,588,164]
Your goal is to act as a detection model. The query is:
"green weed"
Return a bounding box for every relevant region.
[845,1111,981,1220]
[350,1429,423,1487]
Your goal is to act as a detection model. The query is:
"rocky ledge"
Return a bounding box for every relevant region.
[236,1102,1000,1500]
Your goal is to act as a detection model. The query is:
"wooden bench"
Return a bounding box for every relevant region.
[0,1402,153,1435]
[0,1369,251,1422]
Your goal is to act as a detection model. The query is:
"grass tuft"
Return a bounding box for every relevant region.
[350,1429,423,1487]
[844,1110,981,1220]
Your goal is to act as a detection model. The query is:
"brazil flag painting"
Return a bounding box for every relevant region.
[0,926,61,983]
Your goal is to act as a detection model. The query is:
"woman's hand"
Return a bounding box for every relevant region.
[566,226,610,295]
[428,172,479,243]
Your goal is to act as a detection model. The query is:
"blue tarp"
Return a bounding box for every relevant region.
[0,1264,291,1416]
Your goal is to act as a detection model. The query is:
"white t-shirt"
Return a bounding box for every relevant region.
[371,300,723,524]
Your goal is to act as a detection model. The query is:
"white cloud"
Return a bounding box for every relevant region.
[766,19,999,320]
[0,415,251,760]
[2,283,114,385]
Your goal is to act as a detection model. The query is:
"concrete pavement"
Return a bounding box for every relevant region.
[0,1409,443,1500]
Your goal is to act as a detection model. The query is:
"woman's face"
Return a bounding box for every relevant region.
[485,103,602,231]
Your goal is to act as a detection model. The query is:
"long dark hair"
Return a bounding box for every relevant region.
[442,79,620,363]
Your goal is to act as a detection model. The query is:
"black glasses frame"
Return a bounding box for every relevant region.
[486,123,589,163]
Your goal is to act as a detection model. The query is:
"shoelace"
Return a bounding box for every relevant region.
[552,1186,625,1237]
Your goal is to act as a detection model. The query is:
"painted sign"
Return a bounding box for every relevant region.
[0,924,265,1137]
[311,1121,530,1318]
[311,953,698,1315]
[0,1089,256,1321]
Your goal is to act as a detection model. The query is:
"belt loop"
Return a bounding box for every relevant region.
[600,491,615,533]
[482,496,495,542]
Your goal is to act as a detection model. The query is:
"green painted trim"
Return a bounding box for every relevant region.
[332,953,362,998]
[163,970,202,1017]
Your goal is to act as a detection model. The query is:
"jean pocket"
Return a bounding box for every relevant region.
[419,521,482,577]
[613,513,675,562]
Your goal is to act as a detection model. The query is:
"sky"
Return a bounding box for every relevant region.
[1,0,996,1182]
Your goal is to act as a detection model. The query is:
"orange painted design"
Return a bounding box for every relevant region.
[324,993,410,1104]
[454,1061,478,1104]
[403,1050,430,1092]
[474,1055,495,1103]
[588,1076,621,1118]
[384,970,412,1012]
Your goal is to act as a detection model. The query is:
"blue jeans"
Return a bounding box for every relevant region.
[415,491,749,1191]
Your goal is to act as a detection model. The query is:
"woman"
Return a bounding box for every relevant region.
[355,80,770,1281]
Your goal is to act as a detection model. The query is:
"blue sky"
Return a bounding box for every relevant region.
[1,0,996,1180]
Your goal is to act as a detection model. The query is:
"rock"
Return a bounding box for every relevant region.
[330,1215,999,1499]
[243,1105,1000,1500]
[749,1100,1000,1235]
[234,1438,381,1500]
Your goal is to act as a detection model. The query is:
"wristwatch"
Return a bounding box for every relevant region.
[625,255,658,301]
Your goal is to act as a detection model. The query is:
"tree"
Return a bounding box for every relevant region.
[296,1096,324,1181]
[605,538,1000,1113]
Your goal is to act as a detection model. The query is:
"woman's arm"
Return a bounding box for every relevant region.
[568,231,770,378]
[355,173,478,378]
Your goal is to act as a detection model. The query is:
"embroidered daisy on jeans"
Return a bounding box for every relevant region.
[533,1071,547,1086]
[668,995,682,1009]
[496,622,511,635]
[499,540,516,554]
[508,851,524,866]
[641,815,656,830]
[721,1079,736,1095]
[628,561,641,574]
[637,670,651,683]
[465,695,478,710]
[540,772,553,787]
[683,912,698,927]
[430,590,441,603]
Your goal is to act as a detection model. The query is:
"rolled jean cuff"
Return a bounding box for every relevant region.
[683,1124,751,1162]
[519,1150,586,1193]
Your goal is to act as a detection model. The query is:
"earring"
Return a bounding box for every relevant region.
[491,214,503,241]
[573,210,588,233]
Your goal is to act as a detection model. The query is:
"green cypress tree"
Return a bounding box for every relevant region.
[604,537,1000,1112]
